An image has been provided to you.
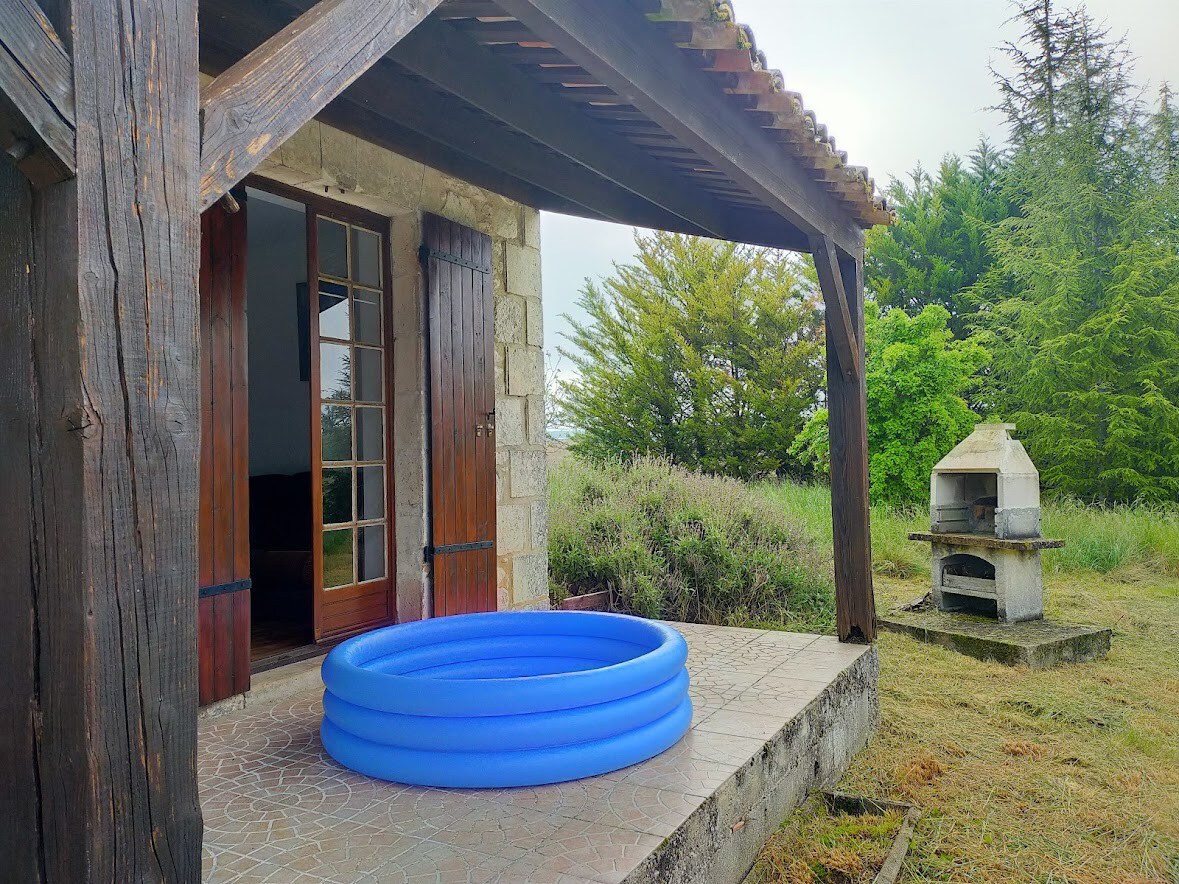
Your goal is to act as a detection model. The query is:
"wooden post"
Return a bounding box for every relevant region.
[822,245,876,642]
[0,0,203,877]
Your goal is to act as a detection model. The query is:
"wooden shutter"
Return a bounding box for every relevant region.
[423,214,497,616]
[198,199,251,704]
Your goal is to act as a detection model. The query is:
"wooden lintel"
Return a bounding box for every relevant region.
[0,0,75,186]
[811,233,861,382]
[389,16,734,238]
[198,0,444,211]
[496,0,864,255]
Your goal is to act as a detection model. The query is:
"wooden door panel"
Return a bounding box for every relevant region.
[424,214,497,616]
[198,199,251,706]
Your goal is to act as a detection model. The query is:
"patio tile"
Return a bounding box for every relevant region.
[693,707,798,742]
[208,804,422,880]
[360,841,515,883]
[200,621,874,882]
[203,848,331,883]
[503,816,664,884]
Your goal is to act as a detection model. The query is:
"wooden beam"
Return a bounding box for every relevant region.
[495,0,864,255]
[389,16,735,237]
[0,0,74,185]
[811,233,860,382]
[0,0,204,875]
[199,0,443,210]
[823,246,876,643]
[197,0,719,237]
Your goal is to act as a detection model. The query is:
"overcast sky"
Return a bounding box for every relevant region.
[540,0,1179,359]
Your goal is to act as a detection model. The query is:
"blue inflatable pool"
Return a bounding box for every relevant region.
[320,611,692,788]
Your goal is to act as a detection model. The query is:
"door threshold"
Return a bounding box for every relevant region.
[251,638,342,675]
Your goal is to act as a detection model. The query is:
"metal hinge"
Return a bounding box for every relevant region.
[427,540,494,559]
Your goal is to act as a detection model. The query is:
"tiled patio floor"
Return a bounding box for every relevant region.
[200,622,874,883]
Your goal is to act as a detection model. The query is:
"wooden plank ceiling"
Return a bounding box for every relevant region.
[199,0,893,252]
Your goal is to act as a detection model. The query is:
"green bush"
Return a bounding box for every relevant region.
[548,456,834,631]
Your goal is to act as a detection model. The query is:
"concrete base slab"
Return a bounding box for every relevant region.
[199,623,878,884]
[879,607,1111,668]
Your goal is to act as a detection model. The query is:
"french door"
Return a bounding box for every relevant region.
[308,204,397,640]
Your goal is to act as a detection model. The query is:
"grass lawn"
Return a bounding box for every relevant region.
[752,568,1179,883]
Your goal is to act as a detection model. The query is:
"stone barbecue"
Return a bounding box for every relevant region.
[909,424,1063,623]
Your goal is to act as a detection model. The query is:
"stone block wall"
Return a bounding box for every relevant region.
[251,118,549,616]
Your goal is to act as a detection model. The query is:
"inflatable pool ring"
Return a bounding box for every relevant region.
[319,611,692,788]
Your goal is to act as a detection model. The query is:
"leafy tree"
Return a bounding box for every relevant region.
[866,140,1014,335]
[791,304,989,506]
[559,231,824,480]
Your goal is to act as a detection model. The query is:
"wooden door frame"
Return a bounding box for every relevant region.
[244,176,398,643]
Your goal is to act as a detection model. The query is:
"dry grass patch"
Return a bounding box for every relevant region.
[749,799,904,883]
[759,573,1179,882]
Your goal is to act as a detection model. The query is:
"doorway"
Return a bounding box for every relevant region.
[198,181,399,701]
[244,181,398,661]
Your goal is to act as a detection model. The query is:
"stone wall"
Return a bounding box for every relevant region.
[252,119,549,616]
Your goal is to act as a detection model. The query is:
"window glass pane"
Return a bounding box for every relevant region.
[323,528,354,589]
[351,228,381,287]
[354,347,383,403]
[356,407,384,462]
[318,280,350,340]
[320,342,351,401]
[321,404,352,462]
[354,288,381,345]
[357,466,385,522]
[322,467,352,524]
[317,217,348,278]
[357,524,386,582]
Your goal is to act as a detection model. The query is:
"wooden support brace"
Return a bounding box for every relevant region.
[811,233,861,382]
[0,0,75,186]
[199,0,444,210]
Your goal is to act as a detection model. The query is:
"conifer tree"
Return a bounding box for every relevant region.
[865,140,1014,336]
[973,4,1179,502]
[559,232,825,480]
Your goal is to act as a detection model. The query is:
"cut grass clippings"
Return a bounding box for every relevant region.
[755,574,1179,883]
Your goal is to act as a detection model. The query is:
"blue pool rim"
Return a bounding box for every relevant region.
[319,611,692,787]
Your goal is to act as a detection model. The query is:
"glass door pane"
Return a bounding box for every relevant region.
[313,212,390,599]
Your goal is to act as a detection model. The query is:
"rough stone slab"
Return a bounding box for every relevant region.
[879,608,1111,668]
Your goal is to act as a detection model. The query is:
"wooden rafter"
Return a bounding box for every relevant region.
[199,0,444,211]
[495,0,864,255]
[389,16,735,239]
[811,233,861,382]
[0,0,75,186]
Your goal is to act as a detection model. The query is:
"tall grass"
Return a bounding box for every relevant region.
[549,457,1179,634]
[548,456,834,631]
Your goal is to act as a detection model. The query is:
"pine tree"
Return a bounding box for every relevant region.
[865,139,1014,336]
[993,0,1073,141]
[972,4,1179,502]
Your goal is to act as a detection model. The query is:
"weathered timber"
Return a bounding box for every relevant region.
[199,0,444,210]
[811,233,860,382]
[496,0,864,255]
[0,0,75,185]
[0,0,203,876]
[824,247,875,642]
[389,16,735,238]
